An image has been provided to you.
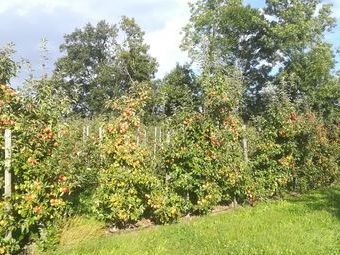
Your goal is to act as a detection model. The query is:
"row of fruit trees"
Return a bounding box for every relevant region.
[1,80,339,254]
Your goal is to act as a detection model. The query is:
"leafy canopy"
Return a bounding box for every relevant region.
[182,0,337,116]
[54,17,158,116]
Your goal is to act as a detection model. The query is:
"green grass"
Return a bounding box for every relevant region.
[48,184,340,255]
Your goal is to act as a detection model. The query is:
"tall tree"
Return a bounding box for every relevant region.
[117,16,158,90]
[182,0,336,116]
[277,43,339,121]
[161,64,201,117]
[54,18,158,116]
[0,43,18,85]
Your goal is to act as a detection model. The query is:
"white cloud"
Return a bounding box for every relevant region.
[0,0,193,78]
[145,0,190,77]
[0,0,88,15]
[321,0,340,19]
[332,1,340,19]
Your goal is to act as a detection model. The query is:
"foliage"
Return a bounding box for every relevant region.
[0,81,104,253]
[1,5,340,254]
[200,69,244,122]
[0,86,72,253]
[278,44,340,122]
[0,47,74,253]
[0,43,18,84]
[159,71,246,214]
[160,64,201,117]
[47,120,103,215]
[182,0,337,114]
[92,83,158,226]
[117,16,158,87]
[161,112,246,214]
[92,83,191,226]
[147,189,185,224]
[54,17,158,116]
[251,83,339,199]
[93,164,158,227]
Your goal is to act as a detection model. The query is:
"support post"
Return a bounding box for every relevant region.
[4,129,12,198]
[166,131,170,145]
[159,127,162,148]
[136,127,140,146]
[153,127,157,159]
[99,127,103,142]
[86,126,90,137]
[242,125,249,162]
[4,129,12,239]
[82,126,86,142]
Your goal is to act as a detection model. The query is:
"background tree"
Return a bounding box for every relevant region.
[277,43,339,122]
[54,17,157,116]
[182,0,337,117]
[54,20,118,115]
[116,16,158,91]
[161,64,201,117]
[21,39,71,120]
[0,43,18,85]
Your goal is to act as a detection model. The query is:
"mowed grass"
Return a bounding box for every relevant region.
[49,184,340,255]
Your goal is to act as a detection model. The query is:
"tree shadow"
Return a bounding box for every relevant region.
[287,184,340,220]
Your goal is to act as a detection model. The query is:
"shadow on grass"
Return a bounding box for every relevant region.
[287,184,340,220]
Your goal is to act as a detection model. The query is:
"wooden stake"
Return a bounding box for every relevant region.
[154,127,157,159]
[99,127,103,142]
[83,126,86,142]
[136,127,140,146]
[166,131,169,145]
[4,129,12,198]
[86,126,90,137]
[4,129,12,239]
[159,127,162,148]
[242,125,249,162]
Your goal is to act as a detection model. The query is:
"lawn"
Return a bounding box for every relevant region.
[46,184,340,255]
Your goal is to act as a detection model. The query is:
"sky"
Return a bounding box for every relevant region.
[0,0,339,85]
